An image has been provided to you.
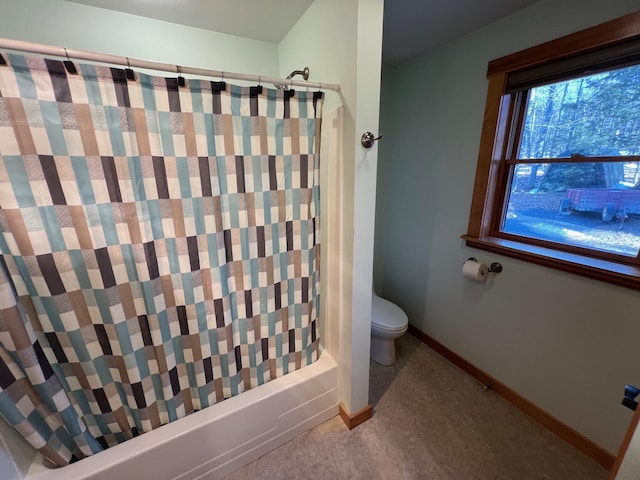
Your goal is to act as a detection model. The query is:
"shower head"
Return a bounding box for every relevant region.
[274,67,310,90]
[288,67,310,81]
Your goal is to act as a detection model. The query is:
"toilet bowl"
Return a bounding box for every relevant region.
[371,291,408,365]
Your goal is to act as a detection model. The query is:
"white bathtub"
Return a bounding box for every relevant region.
[18,352,338,480]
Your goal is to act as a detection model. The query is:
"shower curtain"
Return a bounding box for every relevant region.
[0,53,322,467]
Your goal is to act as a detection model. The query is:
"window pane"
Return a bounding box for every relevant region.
[518,64,640,159]
[502,163,640,256]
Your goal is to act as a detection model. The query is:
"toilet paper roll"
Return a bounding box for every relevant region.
[462,260,488,282]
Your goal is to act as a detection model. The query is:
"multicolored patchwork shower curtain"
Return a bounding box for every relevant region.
[0,53,322,466]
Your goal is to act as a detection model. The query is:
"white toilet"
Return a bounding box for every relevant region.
[371,290,408,365]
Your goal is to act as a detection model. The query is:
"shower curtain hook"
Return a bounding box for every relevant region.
[125,57,135,81]
[221,71,225,82]
[177,65,185,87]
[62,47,77,74]
[258,76,262,86]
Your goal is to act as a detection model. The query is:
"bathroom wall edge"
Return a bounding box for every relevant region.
[338,402,373,430]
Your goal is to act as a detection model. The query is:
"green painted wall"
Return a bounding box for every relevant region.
[0,0,280,76]
[376,0,640,454]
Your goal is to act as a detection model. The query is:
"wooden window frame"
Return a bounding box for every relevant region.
[463,10,640,291]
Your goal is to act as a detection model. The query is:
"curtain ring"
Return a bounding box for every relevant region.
[125,56,135,81]
[221,71,224,81]
[64,47,71,62]
[177,65,186,87]
[258,76,261,86]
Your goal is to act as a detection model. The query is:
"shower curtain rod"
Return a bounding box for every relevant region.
[0,37,341,92]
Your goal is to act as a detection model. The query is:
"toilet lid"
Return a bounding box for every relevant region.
[371,295,408,331]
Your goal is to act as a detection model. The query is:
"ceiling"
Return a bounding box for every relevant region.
[382,0,541,64]
[66,0,541,65]
[66,0,316,44]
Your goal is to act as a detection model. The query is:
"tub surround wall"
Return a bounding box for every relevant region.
[0,418,35,480]
[375,0,640,455]
[317,106,345,362]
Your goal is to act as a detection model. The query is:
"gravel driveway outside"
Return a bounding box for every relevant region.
[503,192,640,256]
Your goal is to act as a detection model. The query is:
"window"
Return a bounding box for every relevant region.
[465,11,640,290]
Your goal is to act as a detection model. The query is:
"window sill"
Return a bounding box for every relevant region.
[462,235,640,291]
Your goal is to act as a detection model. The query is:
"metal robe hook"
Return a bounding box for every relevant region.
[361,131,383,148]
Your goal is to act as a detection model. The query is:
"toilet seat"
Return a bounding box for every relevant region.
[371,294,408,332]
[372,321,407,335]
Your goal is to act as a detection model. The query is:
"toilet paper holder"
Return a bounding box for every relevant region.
[467,257,503,273]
